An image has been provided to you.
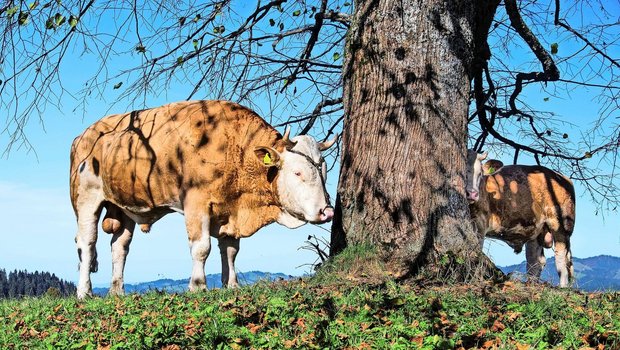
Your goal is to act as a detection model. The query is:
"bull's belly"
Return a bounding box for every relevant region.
[485,224,537,253]
[112,201,182,225]
[124,207,175,225]
[101,177,183,224]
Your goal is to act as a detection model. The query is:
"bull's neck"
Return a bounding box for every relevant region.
[475,176,491,211]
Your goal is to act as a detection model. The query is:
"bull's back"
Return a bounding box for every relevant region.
[71,100,278,213]
[484,165,575,233]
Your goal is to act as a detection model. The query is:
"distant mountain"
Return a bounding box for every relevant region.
[499,255,620,291]
[93,271,292,295]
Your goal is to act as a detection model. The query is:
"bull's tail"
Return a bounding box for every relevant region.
[563,215,575,235]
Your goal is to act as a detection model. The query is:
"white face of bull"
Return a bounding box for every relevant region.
[465,150,487,203]
[255,134,336,227]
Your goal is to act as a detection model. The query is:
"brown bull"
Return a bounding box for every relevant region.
[70,100,336,298]
[466,150,576,287]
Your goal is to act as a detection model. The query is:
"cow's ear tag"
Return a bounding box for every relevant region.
[263,153,272,165]
[255,146,280,168]
[487,166,495,174]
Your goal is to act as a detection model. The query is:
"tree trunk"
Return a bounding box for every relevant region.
[332,0,499,280]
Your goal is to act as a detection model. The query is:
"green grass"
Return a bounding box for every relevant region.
[0,277,618,349]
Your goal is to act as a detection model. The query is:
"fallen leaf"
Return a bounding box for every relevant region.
[412,336,424,345]
[295,318,306,329]
[482,340,495,349]
[491,319,506,332]
[247,323,261,334]
[506,311,521,322]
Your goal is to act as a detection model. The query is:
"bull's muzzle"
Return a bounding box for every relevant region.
[466,190,479,202]
[319,206,334,222]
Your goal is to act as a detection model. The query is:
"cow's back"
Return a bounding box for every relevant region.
[482,165,575,235]
[70,100,283,220]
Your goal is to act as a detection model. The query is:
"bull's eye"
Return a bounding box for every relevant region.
[294,171,302,177]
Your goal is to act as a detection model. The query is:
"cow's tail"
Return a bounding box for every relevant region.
[559,178,576,236]
[563,215,575,235]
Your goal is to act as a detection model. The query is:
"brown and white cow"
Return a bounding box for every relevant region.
[465,150,576,287]
[70,100,336,298]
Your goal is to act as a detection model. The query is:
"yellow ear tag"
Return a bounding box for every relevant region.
[487,166,495,174]
[263,153,272,165]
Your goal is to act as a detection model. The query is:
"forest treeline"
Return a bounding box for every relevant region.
[0,269,76,299]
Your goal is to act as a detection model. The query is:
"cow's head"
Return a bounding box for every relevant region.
[465,150,505,202]
[465,149,488,202]
[254,129,337,227]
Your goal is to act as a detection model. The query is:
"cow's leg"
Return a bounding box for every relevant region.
[525,240,545,282]
[75,200,103,299]
[554,234,573,287]
[218,236,240,288]
[108,212,136,296]
[185,211,211,291]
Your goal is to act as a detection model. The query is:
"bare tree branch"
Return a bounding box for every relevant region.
[504,0,559,112]
[554,0,620,70]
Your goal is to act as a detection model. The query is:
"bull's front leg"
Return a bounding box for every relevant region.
[218,236,240,288]
[109,213,136,296]
[185,210,211,291]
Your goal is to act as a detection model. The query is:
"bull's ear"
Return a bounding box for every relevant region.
[318,133,338,151]
[254,147,282,168]
[477,151,488,161]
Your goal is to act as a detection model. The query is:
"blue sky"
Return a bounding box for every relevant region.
[1,1,619,287]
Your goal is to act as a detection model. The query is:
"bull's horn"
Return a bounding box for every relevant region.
[282,126,292,143]
[477,151,488,161]
[319,133,338,151]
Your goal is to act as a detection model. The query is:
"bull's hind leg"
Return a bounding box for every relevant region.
[74,198,103,299]
[554,233,573,287]
[109,210,136,296]
[72,159,106,299]
[218,236,240,288]
[525,240,546,282]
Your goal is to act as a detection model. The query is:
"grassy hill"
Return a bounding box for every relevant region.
[1,248,618,349]
[1,276,618,349]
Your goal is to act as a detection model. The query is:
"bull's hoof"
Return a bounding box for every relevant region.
[221,280,239,289]
[76,288,93,300]
[109,280,125,296]
[188,280,207,292]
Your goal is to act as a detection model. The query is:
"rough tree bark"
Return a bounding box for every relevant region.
[331,0,500,279]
